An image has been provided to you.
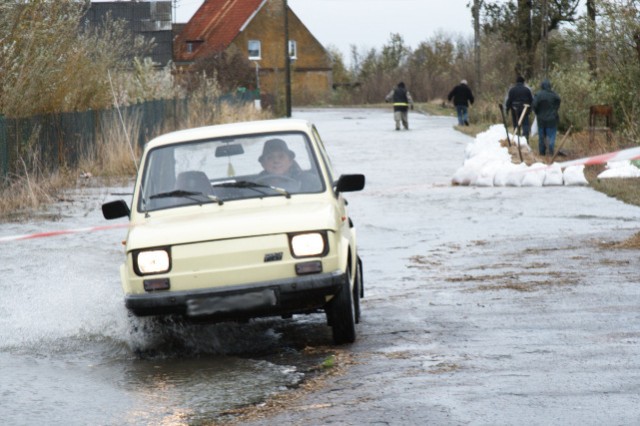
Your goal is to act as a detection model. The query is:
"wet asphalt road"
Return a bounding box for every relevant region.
[2,108,640,425]
[240,108,640,425]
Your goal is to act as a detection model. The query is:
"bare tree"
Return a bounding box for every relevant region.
[540,0,548,76]
[481,0,579,78]
[516,0,533,77]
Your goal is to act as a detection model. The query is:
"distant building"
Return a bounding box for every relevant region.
[85,1,173,67]
[173,0,333,104]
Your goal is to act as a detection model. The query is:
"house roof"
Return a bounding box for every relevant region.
[175,0,266,61]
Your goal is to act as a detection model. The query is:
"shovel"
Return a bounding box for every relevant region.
[549,125,573,164]
[513,104,529,163]
[498,103,512,147]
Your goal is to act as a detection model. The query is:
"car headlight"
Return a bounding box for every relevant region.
[290,232,327,257]
[133,248,171,275]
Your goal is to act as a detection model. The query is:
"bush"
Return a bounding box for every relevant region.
[546,62,602,132]
[0,2,155,117]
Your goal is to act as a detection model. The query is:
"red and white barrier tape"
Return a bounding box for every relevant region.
[0,222,129,243]
[555,145,640,169]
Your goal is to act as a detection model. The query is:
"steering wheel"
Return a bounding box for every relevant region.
[254,174,301,192]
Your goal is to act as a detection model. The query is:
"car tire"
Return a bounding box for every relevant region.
[327,269,356,344]
[353,257,363,324]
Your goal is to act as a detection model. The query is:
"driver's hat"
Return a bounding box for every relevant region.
[259,138,295,162]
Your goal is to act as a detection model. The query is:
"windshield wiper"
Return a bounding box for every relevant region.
[217,180,290,198]
[149,189,223,205]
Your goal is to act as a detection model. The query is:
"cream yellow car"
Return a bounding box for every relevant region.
[102,119,365,344]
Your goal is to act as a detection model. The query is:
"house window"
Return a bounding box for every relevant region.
[185,40,203,54]
[248,40,261,60]
[288,40,297,60]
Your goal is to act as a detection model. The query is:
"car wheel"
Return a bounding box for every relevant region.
[353,256,363,324]
[326,269,356,344]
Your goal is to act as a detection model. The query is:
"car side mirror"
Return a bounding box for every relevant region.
[335,174,365,193]
[102,199,130,220]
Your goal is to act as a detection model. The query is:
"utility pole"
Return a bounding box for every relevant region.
[284,0,292,117]
[172,0,178,24]
[473,0,481,93]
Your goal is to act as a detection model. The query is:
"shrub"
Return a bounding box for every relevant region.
[546,62,602,132]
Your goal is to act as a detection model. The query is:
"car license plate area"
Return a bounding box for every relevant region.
[186,289,277,317]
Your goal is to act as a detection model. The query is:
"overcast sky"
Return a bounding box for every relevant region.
[174,0,476,58]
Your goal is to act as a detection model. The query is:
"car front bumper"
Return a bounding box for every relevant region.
[125,270,345,321]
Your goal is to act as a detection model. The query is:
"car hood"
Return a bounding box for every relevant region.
[126,199,342,251]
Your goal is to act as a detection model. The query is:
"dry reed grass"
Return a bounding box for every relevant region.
[0,101,272,221]
[0,166,73,222]
[180,99,271,130]
[78,110,142,178]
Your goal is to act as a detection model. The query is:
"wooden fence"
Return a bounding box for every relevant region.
[0,93,256,179]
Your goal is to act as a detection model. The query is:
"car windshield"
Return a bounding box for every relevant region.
[138,131,325,212]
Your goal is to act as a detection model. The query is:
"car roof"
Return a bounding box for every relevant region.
[145,119,314,149]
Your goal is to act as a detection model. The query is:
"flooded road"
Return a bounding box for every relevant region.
[0,184,316,425]
[2,108,640,425]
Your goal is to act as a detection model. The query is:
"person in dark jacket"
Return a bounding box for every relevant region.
[385,82,414,130]
[532,79,561,156]
[447,79,474,126]
[506,75,534,139]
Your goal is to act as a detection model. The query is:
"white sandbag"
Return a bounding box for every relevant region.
[494,162,520,186]
[543,164,563,186]
[451,164,477,186]
[597,161,640,178]
[504,162,528,187]
[455,152,504,186]
[476,160,507,187]
[530,117,538,136]
[563,165,588,186]
[493,167,510,187]
[521,162,546,187]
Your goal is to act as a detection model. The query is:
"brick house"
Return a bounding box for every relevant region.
[173,0,333,105]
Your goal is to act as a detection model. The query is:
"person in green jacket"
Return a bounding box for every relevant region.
[532,79,561,156]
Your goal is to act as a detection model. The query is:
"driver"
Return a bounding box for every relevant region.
[259,138,297,176]
[257,138,318,191]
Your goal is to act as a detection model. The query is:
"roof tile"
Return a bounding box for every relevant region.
[175,0,265,61]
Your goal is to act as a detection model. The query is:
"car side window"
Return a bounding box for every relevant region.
[312,126,336,184]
